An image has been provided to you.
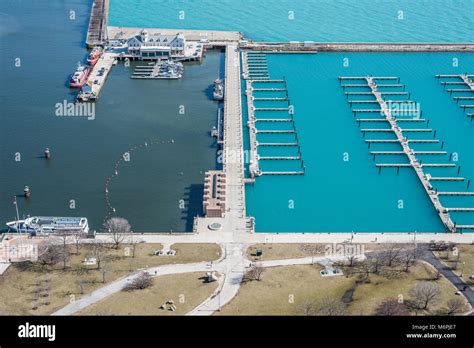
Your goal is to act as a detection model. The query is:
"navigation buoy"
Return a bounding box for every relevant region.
[23,185,30,198]
[44,148,51,159]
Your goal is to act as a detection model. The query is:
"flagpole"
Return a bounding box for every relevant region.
[13,196,24,243]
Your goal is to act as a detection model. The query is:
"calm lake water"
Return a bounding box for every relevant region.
[110,0,474,42]
[0,0,223,232]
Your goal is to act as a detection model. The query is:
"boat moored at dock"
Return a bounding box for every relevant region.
[213,79,224,100]
[70,64,91,88]
[6,216,89,235]
[87,46,103,66]
[131,60,184,79]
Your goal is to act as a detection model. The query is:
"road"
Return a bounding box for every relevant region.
[416,244,474,312]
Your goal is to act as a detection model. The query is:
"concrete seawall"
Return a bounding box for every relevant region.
[246,42,474,52]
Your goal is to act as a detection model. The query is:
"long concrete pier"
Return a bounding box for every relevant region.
[246,42,474,52]
[86,0,109,48]
[195,43,250,234]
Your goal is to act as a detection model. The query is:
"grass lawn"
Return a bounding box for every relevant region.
[219,262,468,316]
[0,242,221,315]
[78,272,219,315]
[348,262,465,315]
[247,244,325,261]
[434,245,474,287]
[219,264,354,315]
[246,243,382,261]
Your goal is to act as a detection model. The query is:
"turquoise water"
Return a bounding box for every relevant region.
[110,0,474,42]
[244,53,474,232]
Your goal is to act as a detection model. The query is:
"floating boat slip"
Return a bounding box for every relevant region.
[252,88,287,92]
[446,208,474,212]
[436,74,474,78]
[375,164,456,168]
[253,97,289,101]
[256,130,296,134]
[255,118,293,122]
[453,96,474,100]
[340,76,464,232]
[356,118,425,122]
[254,107,290,111]
[259,156,301,160]
[370,151,447,155]
[345,92,408,95]
[436,74,474,120]
[429,177,464,181]
[254,79,286,83]
[242,50,302,178]
[374,164,455,168]
[260,171,305,175]
[457,225,474,230]
[258,142,299,146]
[437,192,474,196]
[131,60,184,79]
[365,139,439,143]
[339,76,400,80]
[360,128,432,132]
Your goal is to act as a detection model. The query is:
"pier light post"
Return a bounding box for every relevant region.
[460,262,465,277]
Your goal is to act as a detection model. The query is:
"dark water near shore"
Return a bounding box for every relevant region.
[0,0,223,232]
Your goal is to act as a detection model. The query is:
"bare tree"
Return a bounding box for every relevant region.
[380,243,403,267]
[354,259,374,281]
[37,243,63,269]
[402,250,415,272]
[316,298,347,316]
[345,254,359,267]
[59,247,70,270]
[444,298,465,315]
[126,234,141,258]
[370,256,384,274]
[72,231,85,255]
[374,298,409,316]
[123,272,153,291]
[104,217,131,249]
[54,230,72,269]
[76,277,85,295]
[244,263,265,282]
[91,242,108,270]
[299,300,317,316]
[409,282,441,311]
[101,261,108,283]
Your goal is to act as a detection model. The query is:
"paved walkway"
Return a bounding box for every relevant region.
[93,231,474,245]
[52,261,210,315]
[52,241,366,316]
[416,244,474,313]
[187,243,246,315]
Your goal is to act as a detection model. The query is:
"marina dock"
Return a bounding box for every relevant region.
[77,52,117,102]
[242,51,305,178]
[340,76,474,233]
[436,74,474,120]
